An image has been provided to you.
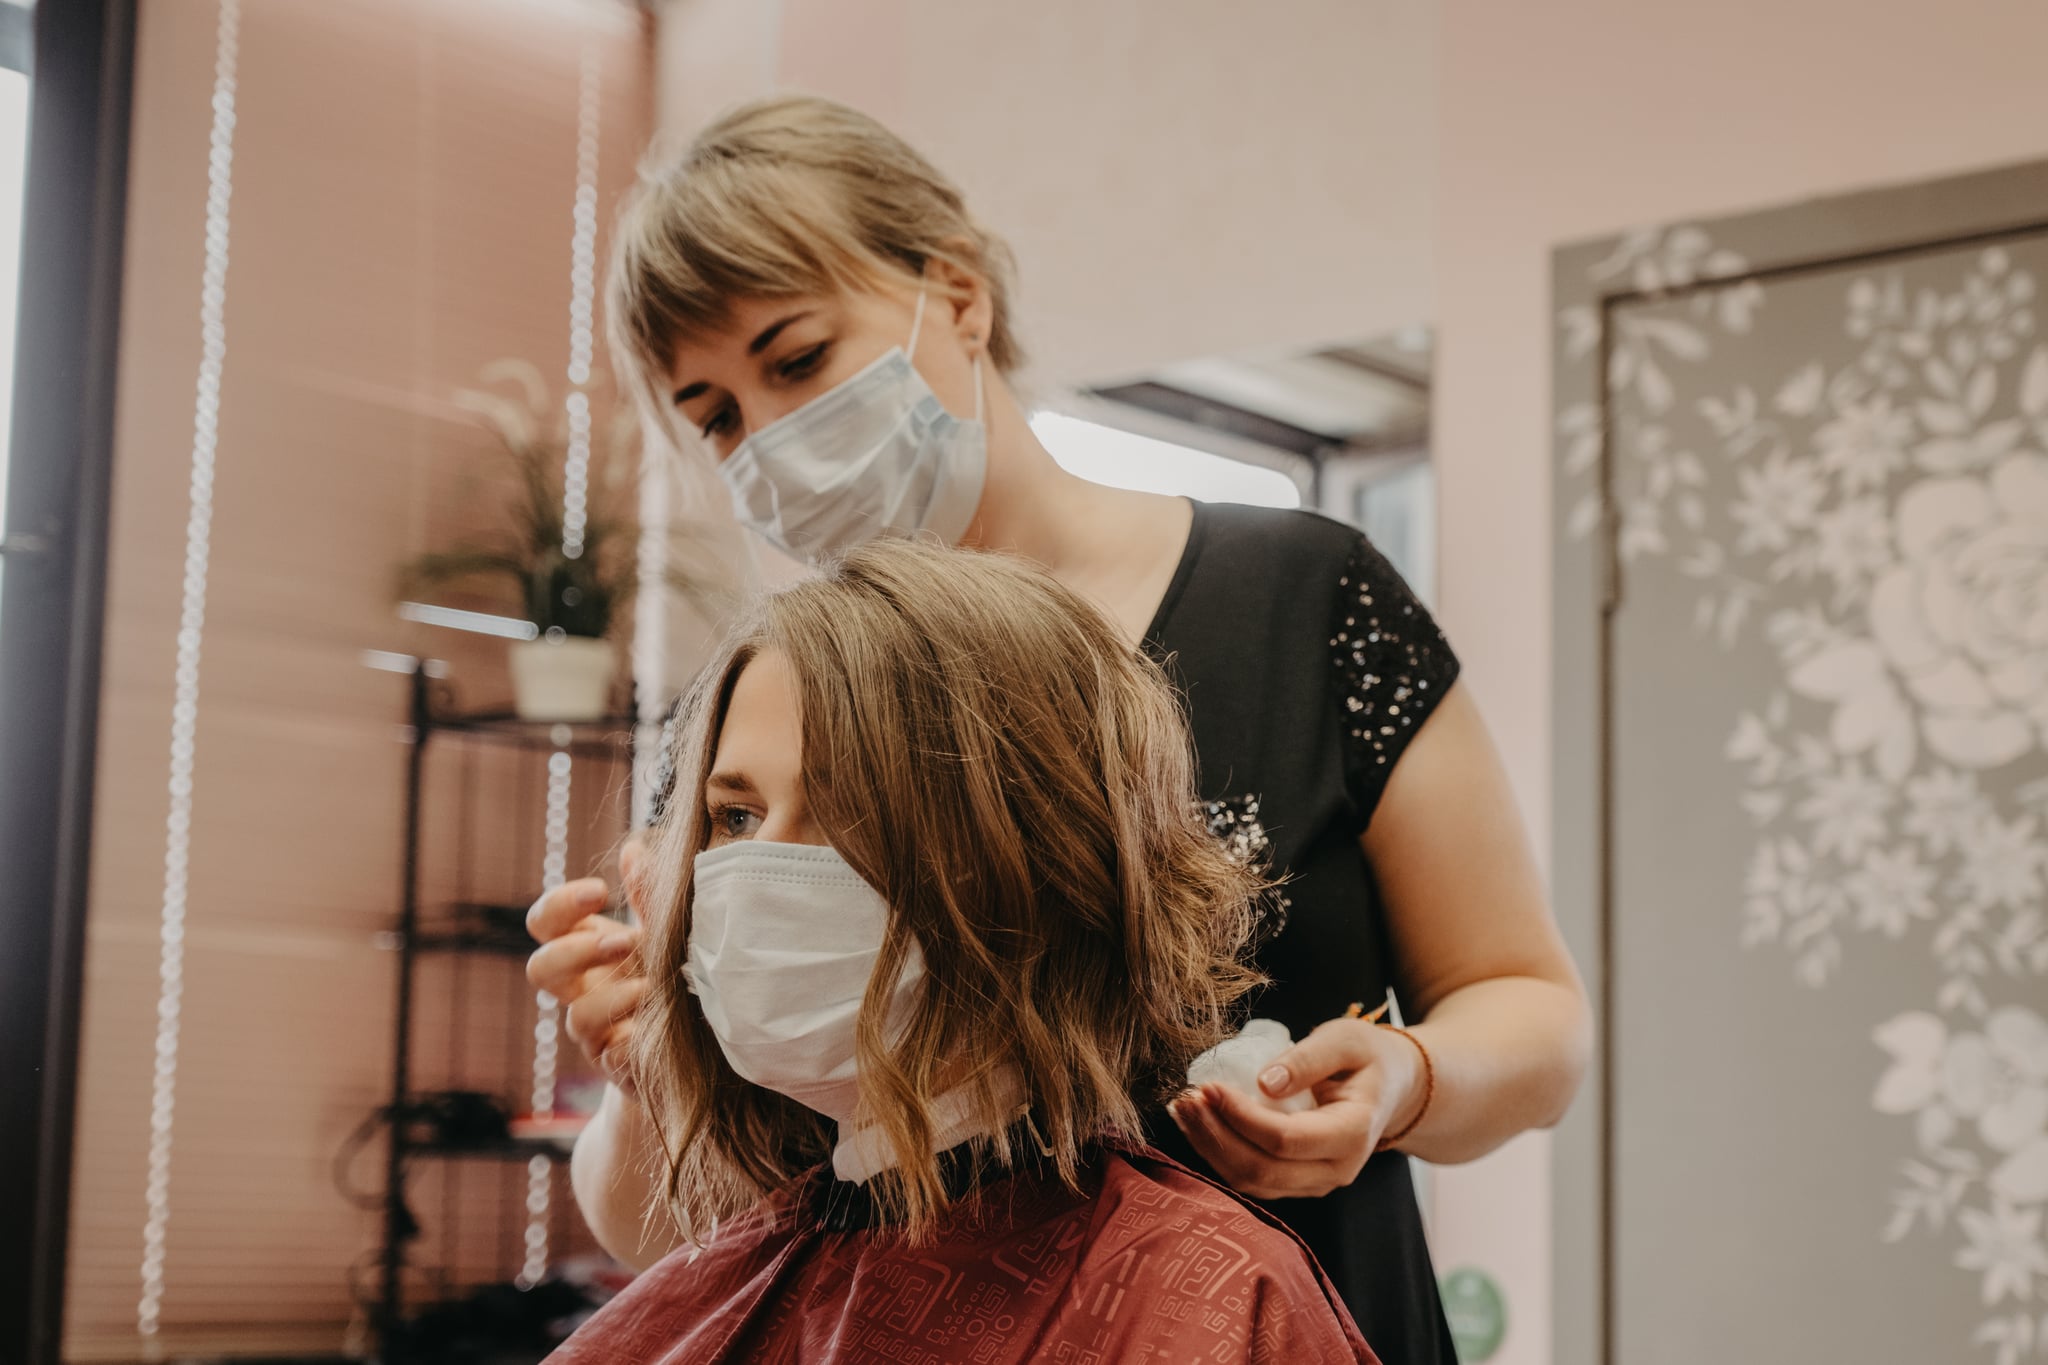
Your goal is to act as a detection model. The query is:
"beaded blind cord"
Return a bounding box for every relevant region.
[139,0,241,1347]
[517,33,604,1292]
[558,34,600,560]
[518,743,574,1288]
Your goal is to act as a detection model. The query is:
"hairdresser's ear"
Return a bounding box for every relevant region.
[928,249,994,361]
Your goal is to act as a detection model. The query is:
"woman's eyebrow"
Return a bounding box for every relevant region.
[670,310,814,406]
[747,310,813,355]
[704,770,758,797]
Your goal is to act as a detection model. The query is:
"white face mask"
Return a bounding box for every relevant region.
[683,840,925,1122]
[716,288,988,562]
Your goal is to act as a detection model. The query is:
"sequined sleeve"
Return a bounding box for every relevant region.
[1329,535,1461,829]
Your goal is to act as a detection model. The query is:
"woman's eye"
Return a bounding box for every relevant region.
[700,403,737,439]
[711,805,761,839]
[777,343,828,382]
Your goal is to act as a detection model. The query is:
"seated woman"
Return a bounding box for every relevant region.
[547,539,1375,1363]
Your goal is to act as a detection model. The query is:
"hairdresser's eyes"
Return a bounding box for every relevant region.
[699,401,738,441]
[775,342,829,384]
[708,803,761,842]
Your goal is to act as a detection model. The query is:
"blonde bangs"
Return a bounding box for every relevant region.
[607,159,902,408]
[605,94,1025,436]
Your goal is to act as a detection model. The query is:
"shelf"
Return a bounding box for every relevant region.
[414,904,535,956]
[379,903,545,958]
[410,930,535,958]
[406,1135,575,1164]
[419,709,638,756]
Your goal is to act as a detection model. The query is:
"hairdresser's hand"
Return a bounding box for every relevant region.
[526,836,651,1095]
[1169,1016,1425,1201]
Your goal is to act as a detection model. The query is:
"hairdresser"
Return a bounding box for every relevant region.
[526,94,1589,1363]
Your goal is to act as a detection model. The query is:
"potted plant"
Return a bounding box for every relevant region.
[402,361,723,721]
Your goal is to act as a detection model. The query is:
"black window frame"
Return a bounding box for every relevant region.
[0,3,138,1363]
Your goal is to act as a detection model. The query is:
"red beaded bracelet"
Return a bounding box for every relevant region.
[1374,1024,1434,1152]
[1346,1000,1434,1153]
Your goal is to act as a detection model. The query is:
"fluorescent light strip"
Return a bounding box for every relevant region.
[1029,410,1303,509]
[140,0,239,1342]
[398,600,540,641]
[359,649,450,679]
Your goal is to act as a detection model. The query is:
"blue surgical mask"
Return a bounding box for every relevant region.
[718,288,987,562]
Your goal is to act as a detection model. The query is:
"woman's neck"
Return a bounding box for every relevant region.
[963,383,1194,645]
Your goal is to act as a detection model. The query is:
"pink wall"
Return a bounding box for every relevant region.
[647,3,2048,1358]
[1434,2,2048,1361]
[656,0,1437,390]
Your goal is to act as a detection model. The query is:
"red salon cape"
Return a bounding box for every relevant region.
[547,1145,1378,1364]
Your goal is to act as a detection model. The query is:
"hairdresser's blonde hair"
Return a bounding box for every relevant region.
[608,95,1024,438]
[631,539,1266,1238]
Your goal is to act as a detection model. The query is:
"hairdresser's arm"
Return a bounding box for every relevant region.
[571,1083,684,1271]
[1350,680,1591,1161]
[526,858,682,1270]
[1174,683,1592,1195]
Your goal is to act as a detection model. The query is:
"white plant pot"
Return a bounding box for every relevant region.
[508,636,615,722]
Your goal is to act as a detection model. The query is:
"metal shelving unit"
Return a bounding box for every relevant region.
[372,663,633,1361]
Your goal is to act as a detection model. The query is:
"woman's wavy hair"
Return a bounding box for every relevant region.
[631,538,1268,1238]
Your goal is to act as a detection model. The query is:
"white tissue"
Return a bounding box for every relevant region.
[1185,1018,1315,1113]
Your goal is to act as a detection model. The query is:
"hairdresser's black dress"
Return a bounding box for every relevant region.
[1139,500,1462,1365]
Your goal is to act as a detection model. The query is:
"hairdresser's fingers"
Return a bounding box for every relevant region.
[525,923,639,1001]
[527,876,612,943]
[1253,1017,1380,1102]
[565,974,649,1063]
[1200,1083,1379,1176]
[1171,1093,1345,1201]
[1168,1093,1256,1185]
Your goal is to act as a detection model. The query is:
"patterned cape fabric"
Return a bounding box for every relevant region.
[545,1145,1378,1364]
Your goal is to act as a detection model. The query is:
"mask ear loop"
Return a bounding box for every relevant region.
[908,282,985,424]
[907,285,929,357]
